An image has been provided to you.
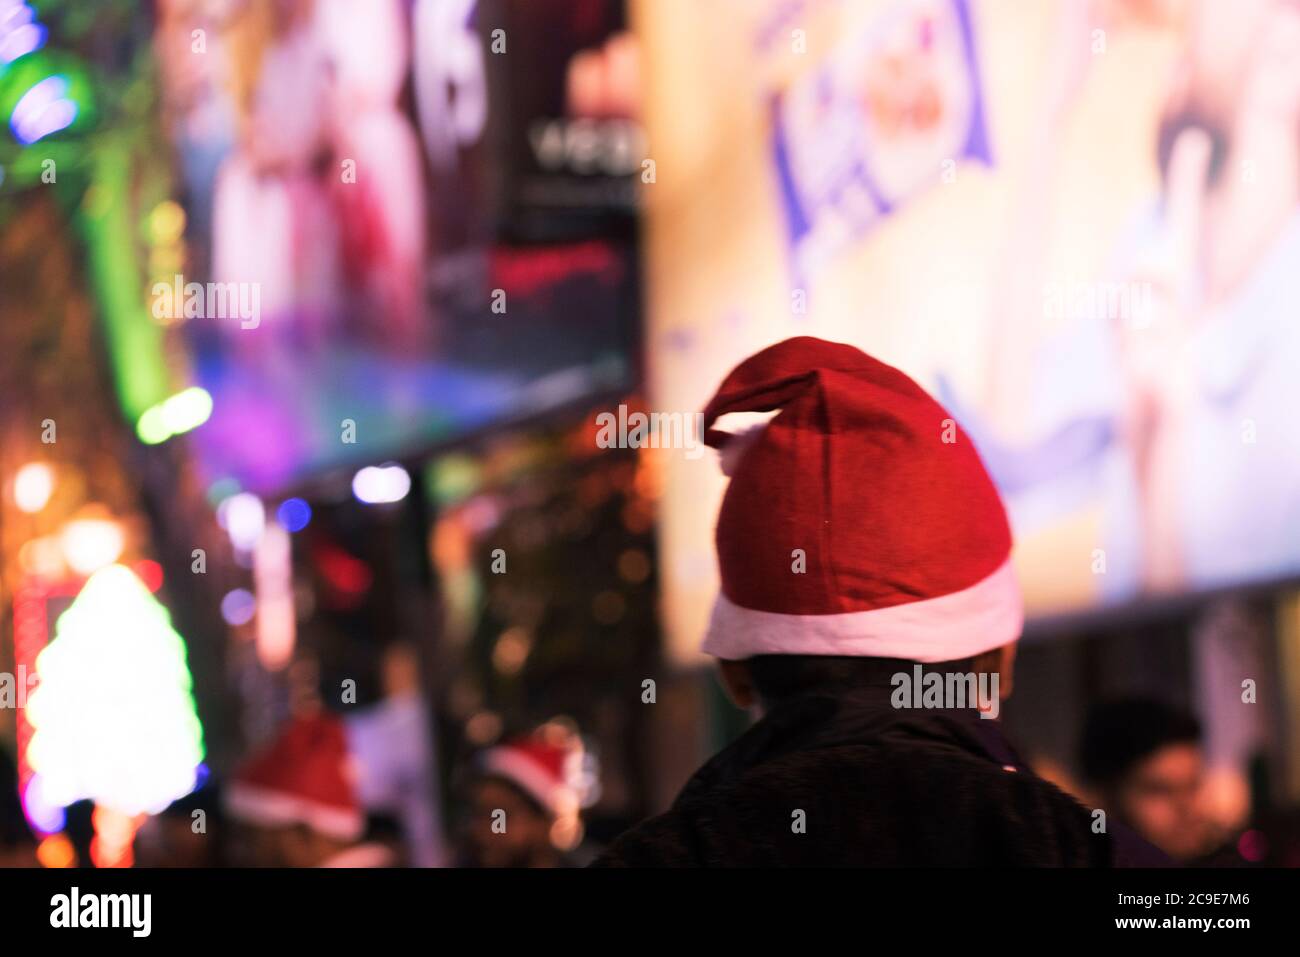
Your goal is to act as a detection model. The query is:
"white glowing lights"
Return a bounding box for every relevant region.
[59,515,124,576]
[352,463,411,504]
[18,536,64,578]
[217,492,265,551]
[254,524,295,671]
[24,564,205,816]
[13,461,54,512]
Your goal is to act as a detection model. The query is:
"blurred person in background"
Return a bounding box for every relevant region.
[0,745,37,868]
[344,642,445,867]
[133,782,226,868]
[224,712,399,867]
[456,724,596,868]
[596,338,1166,867]
[1079,697,1218,862]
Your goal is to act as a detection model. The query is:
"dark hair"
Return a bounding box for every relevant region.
[363,812,404,843]
[744,654,979,704]
[477,773,550,818]
[1079,698,1202,787]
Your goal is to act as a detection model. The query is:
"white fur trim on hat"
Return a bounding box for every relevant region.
[715,423,769,477]
[320,842,398,868]
[702,557,1023,663]
[225,783,365,841]
[480,748,569,815]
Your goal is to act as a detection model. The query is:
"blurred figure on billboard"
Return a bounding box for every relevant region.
[207,0,425,348]
[318,0,427,344]
[210,0,340,345]
[973,0,1300,603]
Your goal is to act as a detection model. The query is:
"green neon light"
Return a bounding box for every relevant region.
[136,386,213,445]
[78,139,170,421]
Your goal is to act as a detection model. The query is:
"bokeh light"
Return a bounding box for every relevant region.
[220,588,256,627]
[12,461,54,512]
[352,464,411,504]
[276,497,312,532]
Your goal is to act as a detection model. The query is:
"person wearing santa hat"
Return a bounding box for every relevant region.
[456,723,597,868]
[225,712,400,868]
[595,337,1166,867]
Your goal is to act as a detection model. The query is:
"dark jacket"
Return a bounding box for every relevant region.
[595,687,1168,867]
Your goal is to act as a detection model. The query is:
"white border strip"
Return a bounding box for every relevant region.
[702,557,1023,662]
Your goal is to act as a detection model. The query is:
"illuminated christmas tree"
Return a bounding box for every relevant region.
[25,563,205,816]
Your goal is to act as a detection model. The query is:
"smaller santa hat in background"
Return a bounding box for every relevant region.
[478,725,596,818]
[225,713,364,841]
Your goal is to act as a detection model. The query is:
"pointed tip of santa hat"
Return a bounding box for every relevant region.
[701,336,1022,663]
[225,712,364,841]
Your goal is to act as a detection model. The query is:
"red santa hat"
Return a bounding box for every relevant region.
[700,336,1022,663]
[225,713,364,841]
[479,731,592,817]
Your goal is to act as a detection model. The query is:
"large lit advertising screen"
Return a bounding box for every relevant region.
[642,0,1300,659]
[154,0,640,494]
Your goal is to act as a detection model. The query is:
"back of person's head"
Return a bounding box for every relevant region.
[1079,697,1202,789]
[744,654,978,706]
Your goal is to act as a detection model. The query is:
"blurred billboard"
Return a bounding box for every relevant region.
[641,0,1300,659]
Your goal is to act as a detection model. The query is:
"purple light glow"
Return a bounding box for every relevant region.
[0,23,44,63]
[0,2,45,65]
[220,588,257,627]
[22,774,67,835]
[10,75,77,145]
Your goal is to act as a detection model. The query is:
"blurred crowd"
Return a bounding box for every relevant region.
[1,688,1288,868]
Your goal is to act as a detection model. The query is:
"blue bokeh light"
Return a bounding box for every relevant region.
[276,497,312,532]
